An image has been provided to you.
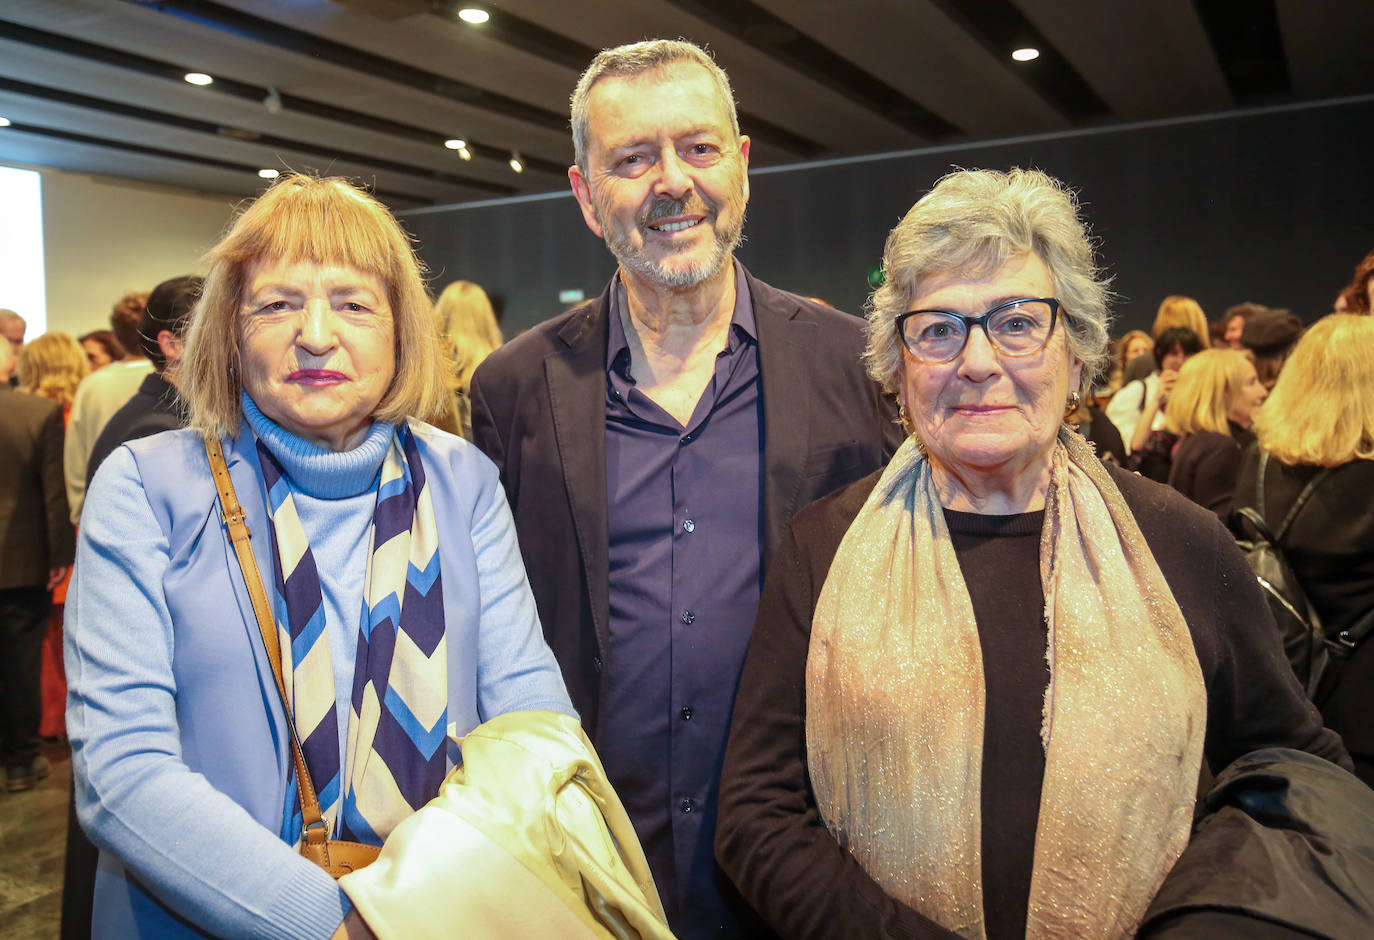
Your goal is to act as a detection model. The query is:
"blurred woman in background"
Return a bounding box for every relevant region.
[1105,326,1203,469]
[1235,314,1374,786]
[1165,349,1267,519]
[1334,248,1373,314]
[18,333,89,413]
[432,280,503,439]
[1102,329,1151,398]
[1153,295,1210,349]
[16,332,89,741]
[78,330,125,371]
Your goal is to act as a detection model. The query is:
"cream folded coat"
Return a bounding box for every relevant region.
[340,710,674,940]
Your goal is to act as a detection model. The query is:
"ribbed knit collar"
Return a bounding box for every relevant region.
[242,392,391,499]
[941,506,1045,537]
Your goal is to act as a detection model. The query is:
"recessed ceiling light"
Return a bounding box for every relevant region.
[258,168,279,179]
[444,138,467,150]
[509,151,524,173]
[184,72,214,86]
[458,8,489,24]
[0,117,10,127]
[457,146,472,161]
[1011,48,1040,62]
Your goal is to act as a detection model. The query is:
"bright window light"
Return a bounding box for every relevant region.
[1012,48,1040,62]
[458,8,489,24]
[0,166,47,334]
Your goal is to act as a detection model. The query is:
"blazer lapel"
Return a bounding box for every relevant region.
[753,273,816,568]
[546,296,612,661]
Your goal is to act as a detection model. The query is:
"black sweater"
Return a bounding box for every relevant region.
[715,463,1348,940]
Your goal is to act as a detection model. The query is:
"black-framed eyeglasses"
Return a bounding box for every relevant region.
[895,298,1061,364]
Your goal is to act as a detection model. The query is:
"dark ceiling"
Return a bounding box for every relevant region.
[0,0,1369,210]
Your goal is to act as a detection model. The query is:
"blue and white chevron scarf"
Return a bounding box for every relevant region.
[256,421,447,847]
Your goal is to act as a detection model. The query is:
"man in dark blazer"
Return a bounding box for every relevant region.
[0,334,74,791]
[470,39,899,939]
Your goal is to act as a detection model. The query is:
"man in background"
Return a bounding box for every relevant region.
[86,276,201,483]
[470,39,898,938]
[62,290,151,522]
[0,336,73,791]
[1,309,25,386]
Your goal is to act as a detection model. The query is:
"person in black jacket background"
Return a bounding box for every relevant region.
[1165,348,1268,519]
[1236,313,1374,786]
[0,335,73,791]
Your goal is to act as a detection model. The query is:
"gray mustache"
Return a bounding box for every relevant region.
[642,197,710,225]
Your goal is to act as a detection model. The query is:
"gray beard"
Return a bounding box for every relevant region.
[598,197,746,290]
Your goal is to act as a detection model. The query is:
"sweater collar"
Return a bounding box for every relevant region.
[241,391,391,499]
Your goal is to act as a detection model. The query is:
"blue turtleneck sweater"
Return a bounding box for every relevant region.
[242,394,390,775]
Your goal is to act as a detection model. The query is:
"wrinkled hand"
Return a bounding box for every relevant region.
[47,566,70,591]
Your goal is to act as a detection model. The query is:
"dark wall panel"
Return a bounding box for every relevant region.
[402,98,1373,336]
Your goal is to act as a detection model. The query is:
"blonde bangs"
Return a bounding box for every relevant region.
[1255,314,1374,465]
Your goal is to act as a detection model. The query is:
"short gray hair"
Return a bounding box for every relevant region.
[570,39,740,171]
[865,168,1111,403]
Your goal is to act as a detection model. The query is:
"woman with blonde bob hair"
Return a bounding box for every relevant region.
[1163,348,1267,518]
[17,332,89,410]
[1153,295,1210,348]
[65,175,579,937]
[431,280,503,439]
[718,168,1360,940]
[1236,314,1374,787]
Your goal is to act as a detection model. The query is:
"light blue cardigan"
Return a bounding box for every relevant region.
[65,418,575,939]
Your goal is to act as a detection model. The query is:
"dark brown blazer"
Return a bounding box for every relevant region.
[0,386,74,589]
[469,267,901,738]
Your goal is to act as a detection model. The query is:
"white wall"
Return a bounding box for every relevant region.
[39,169,237,337]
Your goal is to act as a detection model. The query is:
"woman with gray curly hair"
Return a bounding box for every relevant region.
[716,168,1363,940]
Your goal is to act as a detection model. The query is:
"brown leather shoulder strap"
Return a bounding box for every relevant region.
[203,436,331,845]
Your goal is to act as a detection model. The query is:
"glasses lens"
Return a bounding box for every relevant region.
[903,312,966,361]
[988,301,1054,356]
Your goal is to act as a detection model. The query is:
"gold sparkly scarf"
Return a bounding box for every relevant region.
[806,428,1206,939]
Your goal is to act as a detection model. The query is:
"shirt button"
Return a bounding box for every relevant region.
[680,609,695,625]
[679,798,695,813]
[682,518,695,533]
[680,706,694,721]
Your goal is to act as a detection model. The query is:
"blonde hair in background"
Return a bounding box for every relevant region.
[434,281,502,391]
[180,174,448,439]
[1152,296,1210,348]
[1164,348,1251,436]
[18,332,89,408]
[1254,314,1374,465]
[1116,329,1152,372]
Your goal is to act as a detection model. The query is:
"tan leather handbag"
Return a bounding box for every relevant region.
[205,438,380,879]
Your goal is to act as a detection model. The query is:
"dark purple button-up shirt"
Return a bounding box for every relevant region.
[600,264,763,938]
